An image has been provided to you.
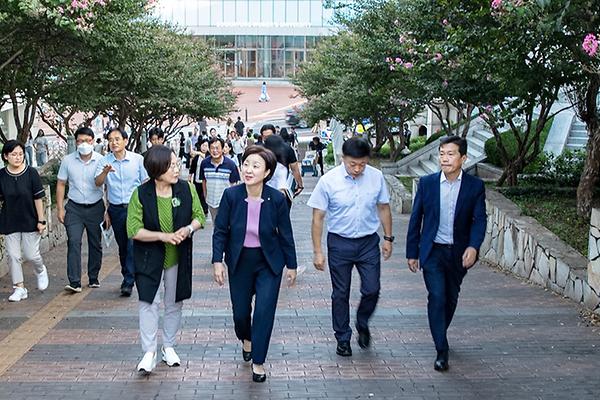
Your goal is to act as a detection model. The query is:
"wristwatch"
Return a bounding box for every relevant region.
[383,235,395,243]
[187,224,194,236]
[38,220,47,225]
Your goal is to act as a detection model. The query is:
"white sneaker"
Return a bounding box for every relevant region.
[36,266,49,291]
[8,286,28,302]
[161,346,181,367]
[137,351,157,373]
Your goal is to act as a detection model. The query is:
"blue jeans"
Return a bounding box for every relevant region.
[422,244,468,352]
[327,232,381,342]
[108,204,135,288]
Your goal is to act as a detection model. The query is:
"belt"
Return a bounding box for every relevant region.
[433,242,454,249]
[109,203,128,208]
[69,199,103,208]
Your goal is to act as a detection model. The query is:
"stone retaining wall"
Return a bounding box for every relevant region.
[481,190,600,314]
[0,185,67,278]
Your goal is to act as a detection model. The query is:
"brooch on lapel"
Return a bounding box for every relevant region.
[171,197,181,208]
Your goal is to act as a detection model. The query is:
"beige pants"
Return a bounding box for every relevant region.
[208,206,219,223]
[4,232,45,285]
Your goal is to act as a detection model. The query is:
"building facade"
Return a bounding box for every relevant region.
[156,0,337,80]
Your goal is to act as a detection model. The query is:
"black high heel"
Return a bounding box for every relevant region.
[252,364,266,383]
[242,349,252,362]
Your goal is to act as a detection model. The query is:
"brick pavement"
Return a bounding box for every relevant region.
[1,175,600,399]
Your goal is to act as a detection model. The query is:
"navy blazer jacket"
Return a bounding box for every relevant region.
[406,171,487,266]
[211,184,297,275]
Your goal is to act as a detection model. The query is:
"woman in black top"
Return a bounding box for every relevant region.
[188,139,209,215]
[0,140,48,302]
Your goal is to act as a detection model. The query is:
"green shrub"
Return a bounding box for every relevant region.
[484,117,553,169]
[324,142,334,164]
[379,142,391,158]
[425,130,446,145]
[521,150,586,187]
[409,135,427,153]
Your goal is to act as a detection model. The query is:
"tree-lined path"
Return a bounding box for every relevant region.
[0,176,599,399]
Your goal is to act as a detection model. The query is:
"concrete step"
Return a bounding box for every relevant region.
[566,143,586,151]
[567,137,588,146]
[468,136,485,153]
[408,164,427,176]
[472,130,493,144]
[570,129,588,138]
[421,160,438,174]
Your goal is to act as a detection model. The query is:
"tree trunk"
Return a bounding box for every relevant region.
[576,124,600,218]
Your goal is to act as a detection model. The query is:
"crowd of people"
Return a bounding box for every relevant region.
[0,120,486,380]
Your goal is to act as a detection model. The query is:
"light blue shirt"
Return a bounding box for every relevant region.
[57,151,104,204]
[307,164,390,239]
[434,171,463,244]
[95,151,148,205]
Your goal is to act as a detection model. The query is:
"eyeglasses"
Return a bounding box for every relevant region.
[7,152,24,158]
[169,161,182,170]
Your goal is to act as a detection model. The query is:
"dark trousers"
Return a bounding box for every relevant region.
[228,248,282,364]
[193,181,208,215]
[314,154,324,176]
[422,244,467,352]
[65,200,105,286]
[327,232,381,342]
[108,203,135,288]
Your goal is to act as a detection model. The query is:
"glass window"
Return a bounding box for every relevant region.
[261,0,273,24]
[306,36,316,48]
[217,35,235,48]
[285,50,295,77]
[271,49,285,78]
[236,0,248,24]
[310,0,322,26]
[271,35,284,49]
[298,1,310,24]
[273,1,285,23]
[286,0,298,23]
[224,51,236,77]
[258,49,271,77]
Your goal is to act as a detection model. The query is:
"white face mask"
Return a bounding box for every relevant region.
[77,142,94,155]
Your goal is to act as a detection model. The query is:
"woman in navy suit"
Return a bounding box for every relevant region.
[212,145,297,382]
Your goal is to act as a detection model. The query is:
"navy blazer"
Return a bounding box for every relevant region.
[212,184,297,275]
[406,171,487,266]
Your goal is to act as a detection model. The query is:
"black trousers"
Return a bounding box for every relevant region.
[327,232,381,342]
[228,248,282,364]
[422,244,467,352]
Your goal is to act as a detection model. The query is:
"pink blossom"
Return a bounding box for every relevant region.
[442,80,448,88]
[403,62,414,69]
[434,53,443,62]
[582,33,599,57]
[442,19,448,26]
[389,65,396,71]
[394,57,402,64]
[491,0,502,9]
[385,57,392,63]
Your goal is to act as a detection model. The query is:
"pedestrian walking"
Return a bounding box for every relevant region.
[264,135,293,209]
[127,145,205,373]
[307,137,393,356]
[25,133,34,166]
[33,129,49,166]
[56,127,105,292]
[259,81,270,102]
[0,140,49,302]
[95,127,149,297]
[188,139,209,216]
[199,137,240,222]
[405,135,486,372]
[234,116,245,136]
[308,136,326,176]
[212,145,297,383]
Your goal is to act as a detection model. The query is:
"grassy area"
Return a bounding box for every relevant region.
[502,188,590,257]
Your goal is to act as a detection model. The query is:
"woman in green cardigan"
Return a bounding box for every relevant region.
[127,145,205,374]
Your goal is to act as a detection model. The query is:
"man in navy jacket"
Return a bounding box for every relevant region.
[406,135,487,372]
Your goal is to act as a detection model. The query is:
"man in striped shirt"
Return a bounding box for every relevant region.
[199,137,240,222]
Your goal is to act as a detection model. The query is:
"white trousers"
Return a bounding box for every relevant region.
[4,232,45,285]
[138,264,183,353]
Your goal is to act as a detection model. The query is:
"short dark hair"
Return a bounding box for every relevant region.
[208,137,224,149]
[195,138,208,151]
[148,127,164,140]
[342,137,371,158]
[439,135,467,156]
[144,145,174,179]
[75,127,94,140]
[260,124,276,135]
[1,140,25,162]
[107,127,128,140]
[241,145,277,182]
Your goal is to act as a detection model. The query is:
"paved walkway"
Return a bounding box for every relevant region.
[1,175,600,399]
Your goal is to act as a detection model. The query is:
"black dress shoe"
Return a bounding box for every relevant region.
[434,350,449,371]
[336,341,352,357]
[242,350,252,362]
[120,285,133,297]
[357,327,371,349]
[252,364,266,383]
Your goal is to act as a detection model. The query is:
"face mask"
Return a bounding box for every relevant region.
[77,142,94,155]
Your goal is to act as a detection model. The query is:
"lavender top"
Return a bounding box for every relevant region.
[243,197,263,248]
